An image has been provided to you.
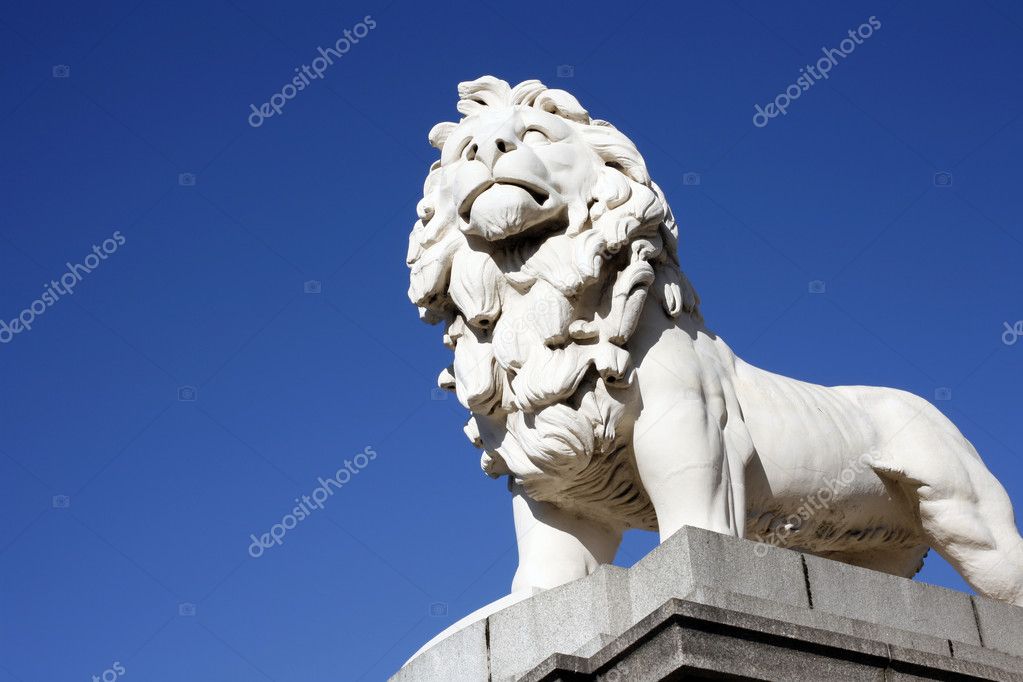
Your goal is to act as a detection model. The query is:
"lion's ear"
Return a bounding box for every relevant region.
[429,122,457,150]
[579,124,650,185]
[534,89,589,124]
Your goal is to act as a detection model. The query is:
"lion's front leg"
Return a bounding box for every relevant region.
[632,395,746,542]
[510,482,622,591]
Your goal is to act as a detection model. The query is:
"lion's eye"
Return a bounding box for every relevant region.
[455,137,477,161]
[522,128,551,146]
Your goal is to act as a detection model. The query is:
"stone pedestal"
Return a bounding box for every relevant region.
[391,527,1023,681]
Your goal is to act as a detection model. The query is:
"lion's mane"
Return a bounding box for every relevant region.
[408,76,700,529]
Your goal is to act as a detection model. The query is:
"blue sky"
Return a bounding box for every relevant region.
[1,1,1021,680]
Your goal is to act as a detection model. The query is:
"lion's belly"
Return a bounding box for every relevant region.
[735,363,922,552]
[744,489,921,553]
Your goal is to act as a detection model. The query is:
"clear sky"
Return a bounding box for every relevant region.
[1,1,1021,680]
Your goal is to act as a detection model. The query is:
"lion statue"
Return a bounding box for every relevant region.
[407,76,1023,615]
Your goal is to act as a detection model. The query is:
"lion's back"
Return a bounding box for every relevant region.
[735,362,880,479]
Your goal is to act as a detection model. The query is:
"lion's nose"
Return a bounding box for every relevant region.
[476,136,517,169]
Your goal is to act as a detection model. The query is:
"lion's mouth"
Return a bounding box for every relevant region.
[458,178,550,223]
[496,177,550,206]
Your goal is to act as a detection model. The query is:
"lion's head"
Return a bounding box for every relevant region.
[408,76,700,529]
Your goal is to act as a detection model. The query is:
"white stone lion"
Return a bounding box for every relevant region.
[407,76,1023,614]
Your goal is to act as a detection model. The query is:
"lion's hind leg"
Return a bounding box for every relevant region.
[913,462,1023,607]
[864,390,1023,606]
[904,464,1023,606]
